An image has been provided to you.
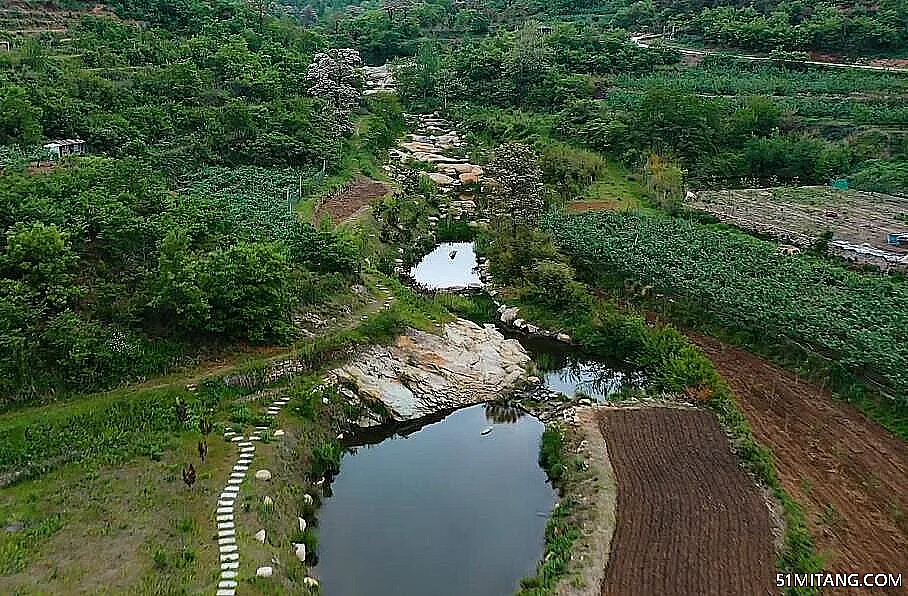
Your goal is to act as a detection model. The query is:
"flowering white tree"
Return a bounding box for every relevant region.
[306,48,364,133]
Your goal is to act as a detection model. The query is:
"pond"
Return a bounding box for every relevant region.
[409,241,481,290]
[518,335,646,402]
[313,404,555,596]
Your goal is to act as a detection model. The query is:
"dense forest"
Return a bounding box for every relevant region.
[1,0,906,404]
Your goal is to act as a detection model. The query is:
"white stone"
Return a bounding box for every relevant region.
[218,536,236,545]
[263,496,274,507]
[221,561,239,570]
[298,517,307,532]
[237,441,252,447]
[216,515,233,522]
[256,566,274,578]
[254,529,266,543]
[217,522,235,530]
[221,570,238,579]
[230,472,245,479]
[219,544,238,553]
[227,478,242,486]
[218,529,235,537]
[216,590,235,596]
[220,552,239,562]
[230,436,244,442]
[255,469,273,481]
[303,577,319,588]
[218,580,237,589]
[217,500,234,508]
[303,493,314,506]
[273,430,285,437]
[293,542,306,562]
[216,507,232,515]
[224,485,239,493]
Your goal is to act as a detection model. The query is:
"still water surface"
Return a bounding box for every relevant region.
[314,404,555,596]
[409,241,481,290]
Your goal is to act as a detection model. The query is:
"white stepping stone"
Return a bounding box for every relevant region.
[216,590,235,596]
[216,506,233,514]
[250,435,262,441]
[273,430,285,437]
[233,465,249,472]
[237,441,252,447]
[255,426,268,430]
[221,561,239,570]
[219,544,238,553]
[240,446,255,453]
[256,566,273,578]
[218,529,235,537]
[219,492,236,500]
[216,515,233,522]
[230,436,244,442]
[230,472,245,479]
[217,500,234,508]
[255,469,273,481]
[219,552,239,561]
[218,536,236,545]
[217,521,235,530]
[223,485,239,493]
[218,580,238,589]
[221,570,238,579]
[254,528,266,543]
[227,478,242,486]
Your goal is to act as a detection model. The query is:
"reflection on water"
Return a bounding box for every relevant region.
[484,402,524,424]
[519,336,645,402]
[314,405,555,596]
[409,241,481,289]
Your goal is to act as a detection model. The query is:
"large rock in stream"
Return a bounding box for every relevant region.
[330,318,530,420]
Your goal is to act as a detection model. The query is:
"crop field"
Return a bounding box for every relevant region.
[690,334,908,591]
[598,407,774,596]
[689,186,908,270]
[547,210,908,402]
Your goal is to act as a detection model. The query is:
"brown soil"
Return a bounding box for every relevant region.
[690,334,908,595]
[567,199,624,213]
[315,176,390,223]
[598,407,775,596]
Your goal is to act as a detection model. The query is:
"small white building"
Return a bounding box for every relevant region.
[43,139,87,159]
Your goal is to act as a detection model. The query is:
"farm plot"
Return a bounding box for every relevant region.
[598,407,775,596]
[689,186,908,269]
[315,175,391,223]
[690,334,908,595]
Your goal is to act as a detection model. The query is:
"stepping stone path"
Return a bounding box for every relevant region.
[213,393,293,594]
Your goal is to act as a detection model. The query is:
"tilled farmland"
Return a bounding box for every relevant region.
[599,407,775,596]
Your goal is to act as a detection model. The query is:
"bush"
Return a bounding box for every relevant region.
[526,260,589,312]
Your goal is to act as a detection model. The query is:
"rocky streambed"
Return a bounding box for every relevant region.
[328,317,530,422]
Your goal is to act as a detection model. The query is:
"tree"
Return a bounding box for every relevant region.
[1,222,80,307]
[305,48,363,133]
[0,86,42,146]
[487,142,546,229]
[643,153,685,213]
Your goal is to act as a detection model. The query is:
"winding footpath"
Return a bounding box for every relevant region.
[215,393,289,595]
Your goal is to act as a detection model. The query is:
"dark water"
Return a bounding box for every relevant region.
[519,335,646,402]
[409,241,481,289]
[314,404,555,596]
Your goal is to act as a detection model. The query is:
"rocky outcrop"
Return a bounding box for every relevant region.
[362,64,395,95]
[330,318,530,421]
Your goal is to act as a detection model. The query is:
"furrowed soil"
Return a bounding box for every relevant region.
[315,175,390,223]
[691,334,908,595]
[598,407,775,596]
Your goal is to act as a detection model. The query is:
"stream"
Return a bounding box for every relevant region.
[313,241,642,594]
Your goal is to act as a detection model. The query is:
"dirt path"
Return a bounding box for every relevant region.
[690,334,908,594]
[315,176,391,224]
[598,406,775,596]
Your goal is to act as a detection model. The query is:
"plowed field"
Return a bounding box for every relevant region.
[315,176,390,223]
[598,407,775,596]
[691,334,908,595]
